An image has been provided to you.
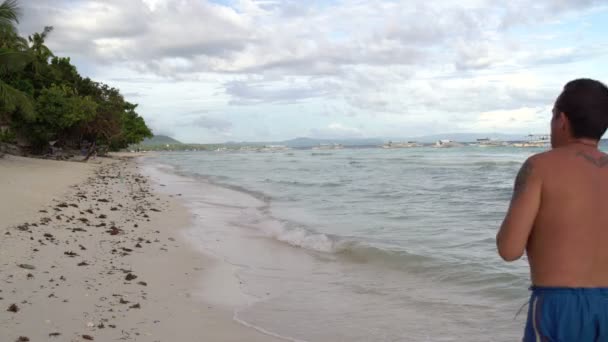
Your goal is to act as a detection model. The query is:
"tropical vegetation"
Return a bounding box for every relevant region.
[0,0,152,154]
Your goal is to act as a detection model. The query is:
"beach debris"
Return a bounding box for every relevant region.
[15,223,30,231]
[49,332,61,337]
[137,281,147,286]
[78,218,89,223]
[85,209,94,214]
[57,203,69,208]
[79,244,87,250]
[7,303,19,312]
[77,261,89,266]
[26,273,33,279]
[87,322,95,327]
[39,210,48,213]
[150,208,161,212]
[69,203,79,208]
[119,298,130,304]
[135,243,142,248]
[82,335,94,340]
[129,303,140,309]
[18,264,35,270]
[125,273,137,281]
[97,198,109,203]
[110,207,118,211]
[15,337,29,342]
[107,226,122,235]
[98,214,107,219]
[40,217,52,224]
[71,227,87,232]
[98,322,105,329]
[64,251,78,257]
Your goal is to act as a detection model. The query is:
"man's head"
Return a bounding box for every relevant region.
[551,78,608,148]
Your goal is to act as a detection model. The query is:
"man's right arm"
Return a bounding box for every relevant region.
[496,156,543,261]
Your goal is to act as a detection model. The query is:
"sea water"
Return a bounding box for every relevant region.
[143,144,608,341]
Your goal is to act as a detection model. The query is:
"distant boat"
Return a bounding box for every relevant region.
[512,135,550,148]
[382,141,421,149]
[312,143,344,150]
[260,145,291,152]
[474,138,506,147]
[434,139,463,148]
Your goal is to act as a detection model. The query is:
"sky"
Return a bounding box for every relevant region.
[16,0,608,143]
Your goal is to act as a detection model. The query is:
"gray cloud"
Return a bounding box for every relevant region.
[18,0,605,79]
[188,116,233,132]
[15,0,608,142]
[224,79,336,104]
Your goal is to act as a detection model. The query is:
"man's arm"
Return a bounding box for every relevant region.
[496,156,543,261]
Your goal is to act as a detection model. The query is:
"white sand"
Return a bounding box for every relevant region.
[0,155,280,341]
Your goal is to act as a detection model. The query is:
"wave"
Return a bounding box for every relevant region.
[255,218,436,266]
[267,179,346,188]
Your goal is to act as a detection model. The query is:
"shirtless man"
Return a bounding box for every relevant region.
[497,78,608,341]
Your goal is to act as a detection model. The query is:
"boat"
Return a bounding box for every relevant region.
[474,138,507,147]
[512,135,550,148]
[434,139,463,148]
[312,143,344,150]
[382,141,421,149]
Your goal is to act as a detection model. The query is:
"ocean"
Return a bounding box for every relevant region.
[142,144,607,341]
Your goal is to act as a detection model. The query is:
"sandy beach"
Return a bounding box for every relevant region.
[0,155,279,341]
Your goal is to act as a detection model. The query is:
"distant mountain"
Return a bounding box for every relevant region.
[282,137,384,148]
[140,135,182,146]
[225,137,384,148]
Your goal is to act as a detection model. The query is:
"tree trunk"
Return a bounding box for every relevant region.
[83,142,96,162]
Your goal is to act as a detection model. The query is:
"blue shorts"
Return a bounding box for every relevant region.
[523,287,608,341]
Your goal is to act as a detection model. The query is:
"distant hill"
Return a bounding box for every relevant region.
[140,135,182,146]
[282,137,383,148]
[225,137,384,148]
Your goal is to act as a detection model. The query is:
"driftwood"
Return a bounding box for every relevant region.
[83,142,97,162]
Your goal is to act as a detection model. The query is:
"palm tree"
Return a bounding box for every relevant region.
[28,26,53,62]
[0,0,33,121]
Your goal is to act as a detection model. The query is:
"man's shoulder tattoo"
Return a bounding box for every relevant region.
[576,151,608,168]
[513,159,533,200]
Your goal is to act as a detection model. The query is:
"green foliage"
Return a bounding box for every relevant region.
[0,0,152,154]
[0,128,16,143]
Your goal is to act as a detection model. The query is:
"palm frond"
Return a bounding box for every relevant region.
[0,48,32,74]
[0,79,34,120]
[0,0,21,27]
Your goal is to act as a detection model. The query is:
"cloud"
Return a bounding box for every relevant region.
[469,106,550,132]
[21,0,604,78]
[309,123,363,139]
[188,116,233,132]
[15,0,608,142]
[224,79,335,104]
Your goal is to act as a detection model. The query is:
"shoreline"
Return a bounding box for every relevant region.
[0,155,280,341]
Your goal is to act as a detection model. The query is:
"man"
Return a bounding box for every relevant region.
[497,78,608,341]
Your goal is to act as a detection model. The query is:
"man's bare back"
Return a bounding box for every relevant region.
[527,144,608,287]
[496,78,608,341]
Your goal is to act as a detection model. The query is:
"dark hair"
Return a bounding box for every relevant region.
[555,78,608,140]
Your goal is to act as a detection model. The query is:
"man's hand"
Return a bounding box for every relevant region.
[497,156,543,261]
